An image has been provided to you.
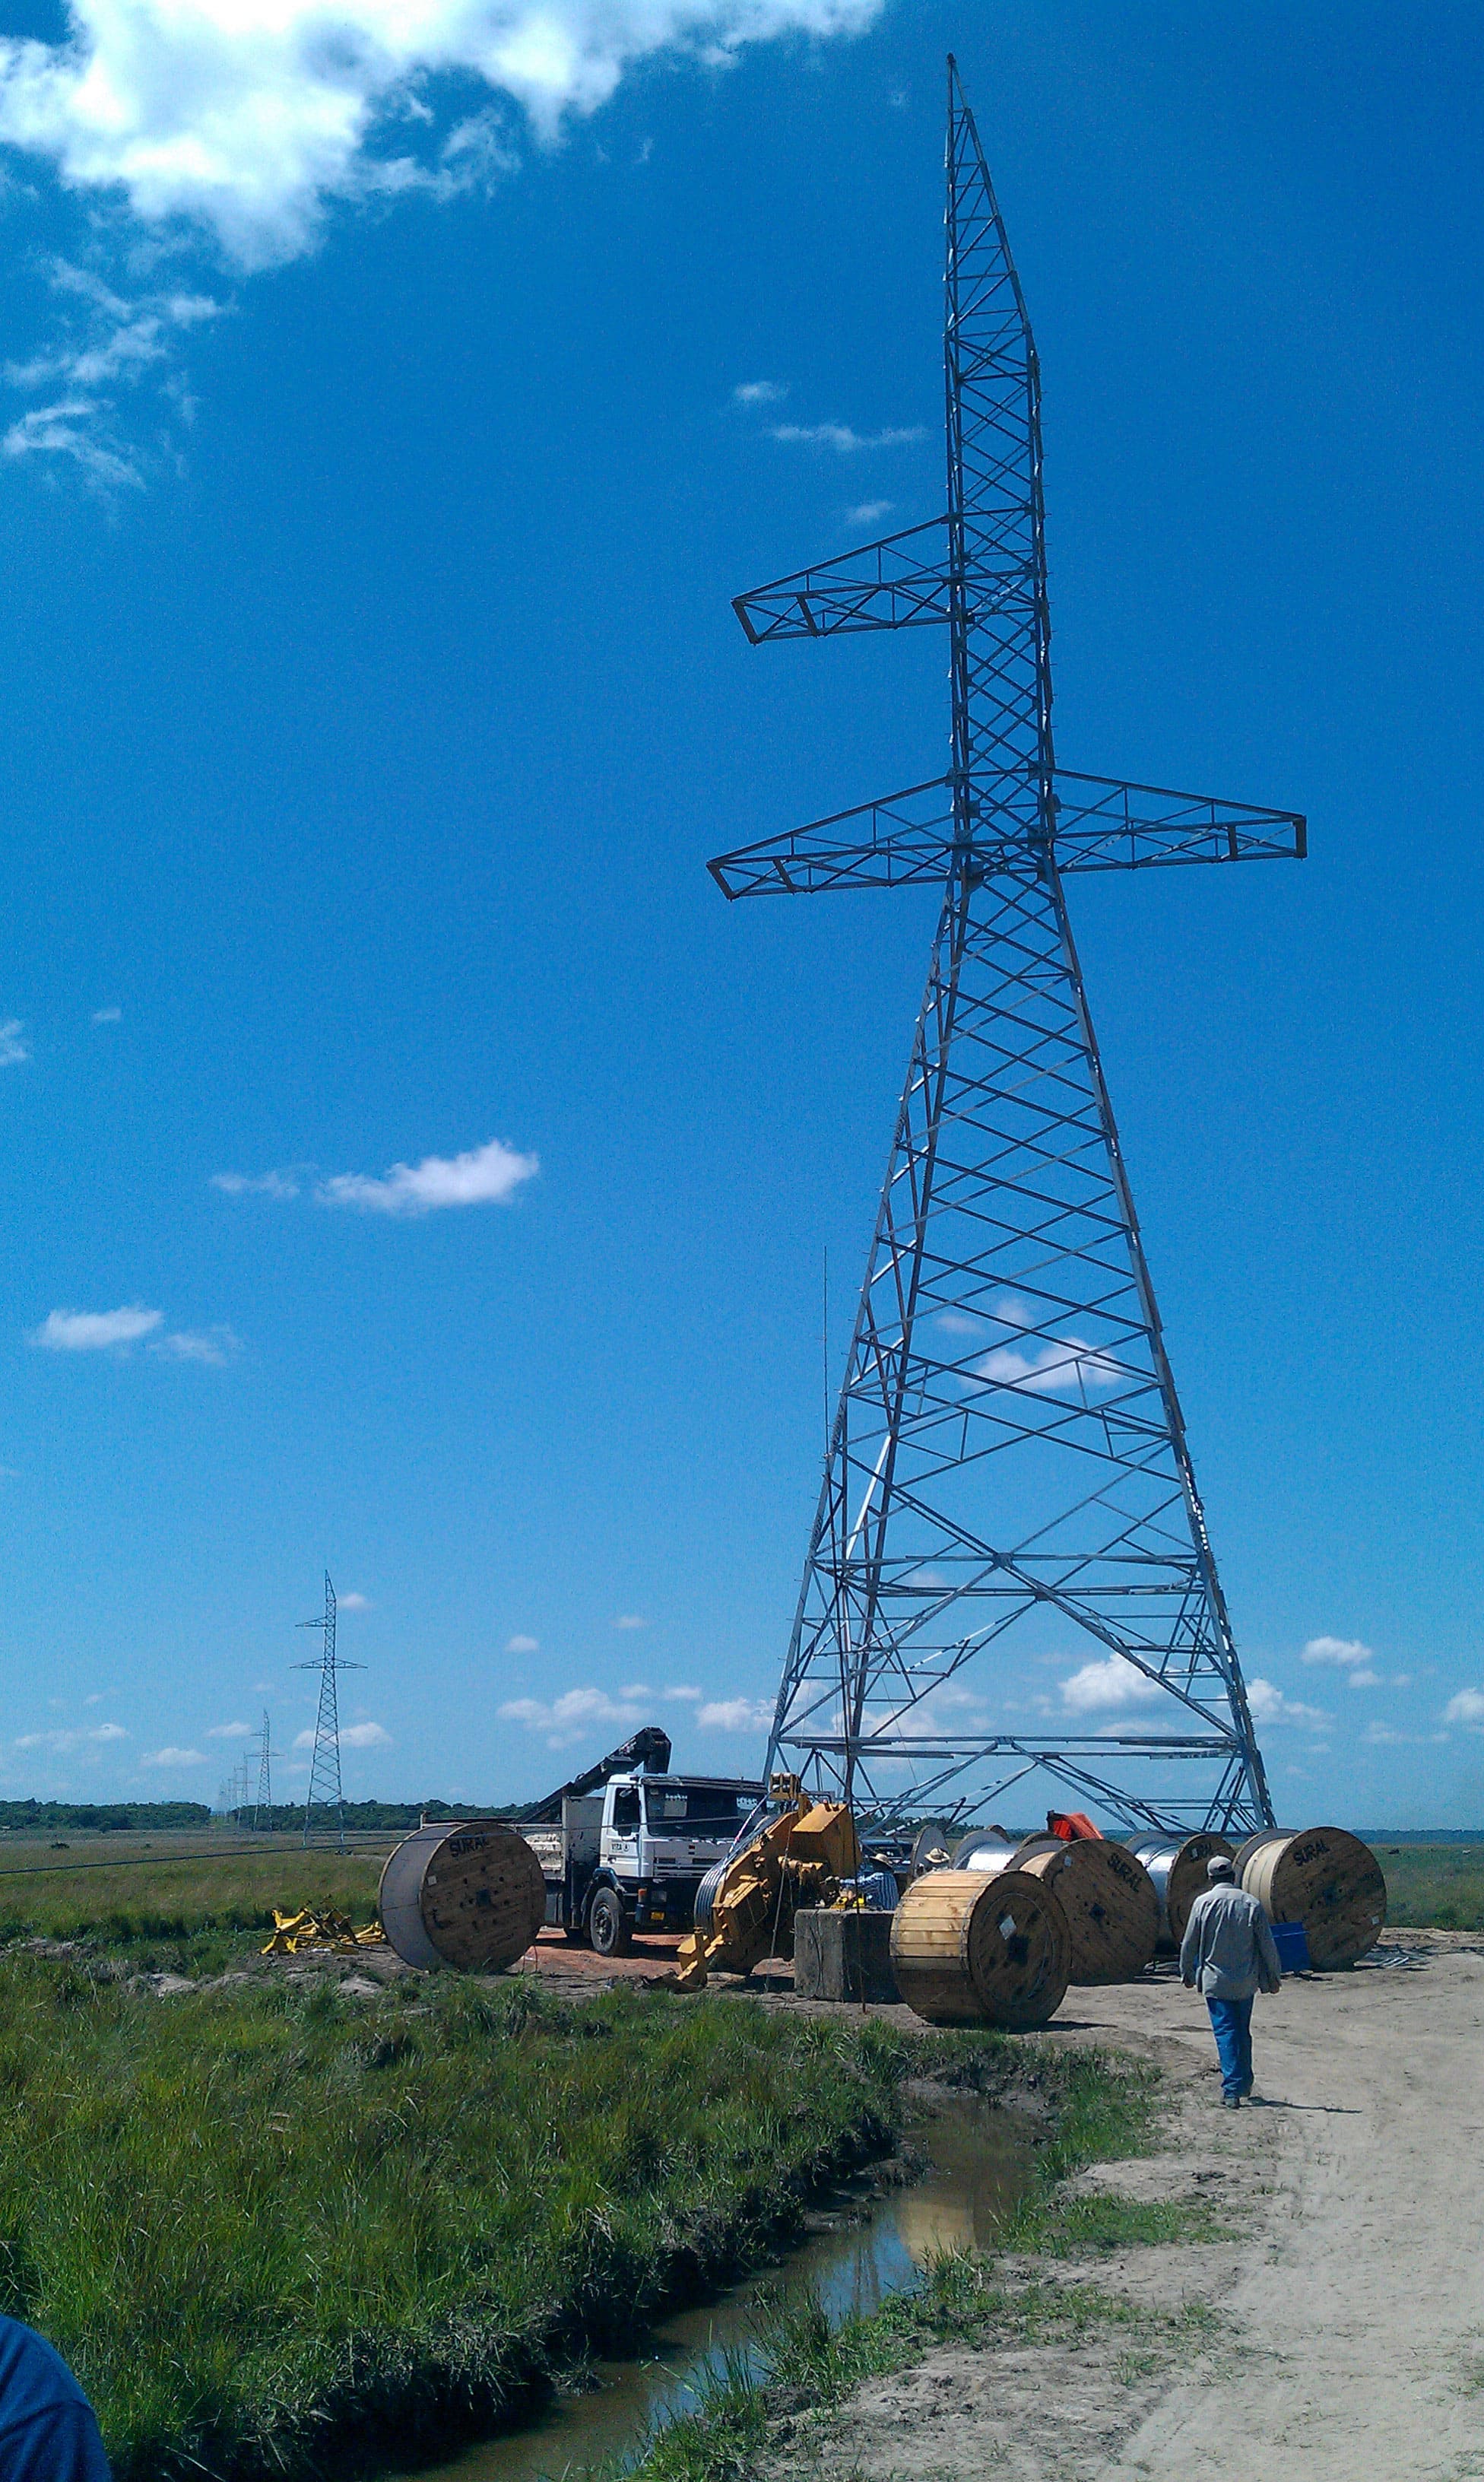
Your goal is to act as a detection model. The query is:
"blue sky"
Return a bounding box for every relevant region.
[0,2,1480,1823]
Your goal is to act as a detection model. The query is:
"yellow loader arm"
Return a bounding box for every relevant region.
[672,1781,859,1991]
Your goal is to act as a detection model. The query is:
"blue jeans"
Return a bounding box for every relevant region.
[1207,1995,1254,2098]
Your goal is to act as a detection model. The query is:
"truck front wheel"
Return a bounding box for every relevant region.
[588,1887,633,1958]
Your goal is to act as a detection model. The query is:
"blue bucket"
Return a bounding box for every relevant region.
[1271,1919,1311,1975]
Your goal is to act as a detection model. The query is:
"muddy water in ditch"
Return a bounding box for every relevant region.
[406,2092,1035,2482]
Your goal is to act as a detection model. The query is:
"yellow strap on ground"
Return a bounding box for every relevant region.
[260,1906,385,1955]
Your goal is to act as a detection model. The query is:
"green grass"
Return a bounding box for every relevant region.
[0,1957,1021,2481]
[629,2043,1191,2482]
[0,1837,388,1973]
[1380,1843,1484,1931]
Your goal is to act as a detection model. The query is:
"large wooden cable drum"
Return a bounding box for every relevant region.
[1126,1833,1235,1952]
[1238,1826,1386,1969]
[379,1821,547,1972]
[1011,1838,1159,1985]
[889,1868,1071,2029]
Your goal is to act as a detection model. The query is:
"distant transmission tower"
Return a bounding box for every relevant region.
[251,1709,275,1833]
[711,61,1303,1836]
[293,1573,364,1851]
[219,1758,252,1821]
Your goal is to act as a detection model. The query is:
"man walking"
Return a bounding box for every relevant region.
[1180,1854,1282,2107]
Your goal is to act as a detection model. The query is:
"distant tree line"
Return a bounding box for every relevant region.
[0,1801,214,1831]
[222,1801,492,1831]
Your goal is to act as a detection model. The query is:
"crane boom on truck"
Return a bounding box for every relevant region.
[506,1729,763,1957]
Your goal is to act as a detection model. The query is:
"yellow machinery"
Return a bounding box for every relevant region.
[671,1776,860,1990]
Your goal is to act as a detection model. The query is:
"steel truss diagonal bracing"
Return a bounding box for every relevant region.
[709,61,1303,1836]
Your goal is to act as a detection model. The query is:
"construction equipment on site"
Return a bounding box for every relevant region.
[516,1727,674,1820]
[889,1867,1071,2028]
[1235,1827,1385,1969]
[1127,1833,1237,1951]
[260,1907,385,1955]
[671,1776,861,1991]
[379,1820,547,1971]
[708,59,1302,1840]
[512,1731,762,1955]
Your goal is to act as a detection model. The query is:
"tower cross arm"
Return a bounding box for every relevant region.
[1051,771,1306,871]
[732,517,1023,643]
[709,777,957,897]
[709,770,1305,898]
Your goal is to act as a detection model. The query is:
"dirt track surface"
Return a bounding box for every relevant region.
[795,1935,1484,2482]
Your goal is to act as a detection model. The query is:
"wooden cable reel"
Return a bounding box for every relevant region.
[379,1820,547,1971]
[1010,1836,1159,1985]
[889,1867,1071,2029]
[1125,1833,1235,1951]
[1235,1826,1386,1969]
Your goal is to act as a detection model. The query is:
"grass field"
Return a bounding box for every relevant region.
[0,1835,388,1973]
[1379,1842,1484,1931]
[0,1954,1029,2481]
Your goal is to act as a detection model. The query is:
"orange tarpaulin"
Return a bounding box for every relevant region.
[1046,1811,1102,1842]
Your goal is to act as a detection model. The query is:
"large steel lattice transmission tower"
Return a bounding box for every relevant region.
[294,1573,364,1850]
[710,61,1304,1837]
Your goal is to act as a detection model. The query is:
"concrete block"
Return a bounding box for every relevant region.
[793,1906,899,2004]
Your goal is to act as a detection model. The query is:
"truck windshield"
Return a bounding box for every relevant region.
[643,1787,750,1836]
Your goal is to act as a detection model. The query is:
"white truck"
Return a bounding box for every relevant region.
[515,1728,763,1957]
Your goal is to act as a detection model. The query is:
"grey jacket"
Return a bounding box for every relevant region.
[1179,1884,1282,2001]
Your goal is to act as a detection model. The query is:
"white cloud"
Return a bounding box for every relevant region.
[1245,1677,1329,1731]
[1443,1688,1484,1728]
[150,1325,241,1363]
[2,265,224,488]
[664,1684,702,1702]
[141,1746,206,1766]
[338,1592,371,1611]
[1363,1722,1448,1747]
[733,379,786,405]
[0,1020,30,1065]
[14,1723,127,1752]
[845,500,893,527]
[2,398,142,490]
[212,1169,301,1199]
[696,1696,772,1730]
[1059,1656,1160,1716]
[770,422,924,453]
[0,0,880,271]
[91,1006,122,1024]
[614,1614,647,1630]
[291,1719,392,1749]
[1301,1635,1373,1670]
[504,1633,539,1654]
[1346,1670,1380,1689]
[206,1720,252,1739]
[498,1686,645,1746]
[975,1335,1120,1396]
[317,1135,537,1216]
[30,1304,163,1353]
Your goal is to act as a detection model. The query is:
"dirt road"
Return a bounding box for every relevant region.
[799,1934,1484,2482]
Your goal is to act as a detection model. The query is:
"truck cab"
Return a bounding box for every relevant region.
[524,1768,762,1956]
